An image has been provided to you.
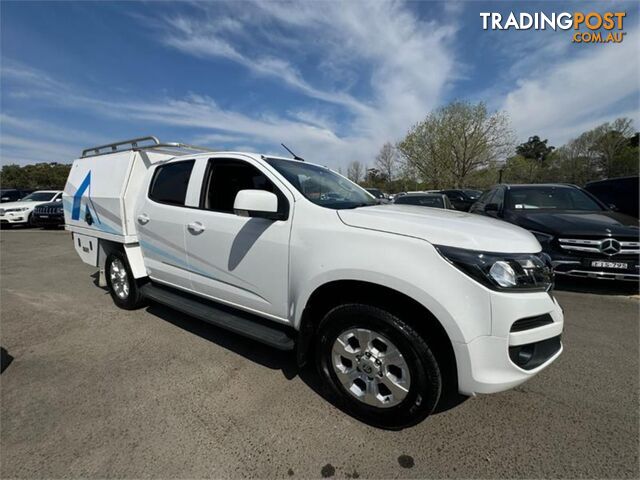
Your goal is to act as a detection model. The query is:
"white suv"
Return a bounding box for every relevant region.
[64,138,563,428]
[0,190,62,226]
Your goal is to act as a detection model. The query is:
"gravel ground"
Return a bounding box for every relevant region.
[1,228,638,479]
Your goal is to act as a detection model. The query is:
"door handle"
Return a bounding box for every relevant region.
[137,214,150,225]
[187,221,205,234]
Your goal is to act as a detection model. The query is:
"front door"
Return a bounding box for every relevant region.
[182,156,293,320]
[135,159,195,289]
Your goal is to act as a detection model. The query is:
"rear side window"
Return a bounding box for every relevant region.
[149,160,195,206]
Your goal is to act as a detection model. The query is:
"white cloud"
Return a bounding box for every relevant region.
[2,2,458,168]
[501,31,639,145]
[3,2,636,169]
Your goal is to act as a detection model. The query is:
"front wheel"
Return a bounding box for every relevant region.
[105,251,146,310]
[316,304,442,429]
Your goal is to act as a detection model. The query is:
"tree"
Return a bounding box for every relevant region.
[398,101,513,188]
[374,143,397,185]
[589,118,635,177]
[516,135,555,163]
[0,162,71,189]
[346,161,364,183]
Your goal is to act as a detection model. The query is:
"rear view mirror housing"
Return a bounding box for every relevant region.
[234,190,283,220]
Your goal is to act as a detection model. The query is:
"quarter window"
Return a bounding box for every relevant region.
[149,160,195,206]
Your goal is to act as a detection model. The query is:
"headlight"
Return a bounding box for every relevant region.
[436,245,553,292]
[531,230,554,245]
[5,207,29,213]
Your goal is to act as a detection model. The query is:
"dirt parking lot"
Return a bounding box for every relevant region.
[1,228,638,479]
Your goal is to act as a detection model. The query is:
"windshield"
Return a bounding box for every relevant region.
[20,192,57,202]
[506,187,604,211]
[463,189,482,200]
[266,158,376,209]
[395,195,444,208]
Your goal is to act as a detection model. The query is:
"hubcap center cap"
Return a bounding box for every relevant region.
[358,354,381,378]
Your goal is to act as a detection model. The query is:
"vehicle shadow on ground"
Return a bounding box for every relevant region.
[555,277,639,296]
[145,302,467,425]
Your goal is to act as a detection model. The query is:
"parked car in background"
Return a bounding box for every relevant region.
[0,190,63,227]
[470,184,639,282]
[32,200,65,228]
[585,176,639,218]
[365,188,389,204]
[438,189,483,212]
[0,189,34,203]
[394,192,454,209]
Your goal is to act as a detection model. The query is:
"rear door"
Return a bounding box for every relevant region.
[181,155,294,320]
[135,159,195,288]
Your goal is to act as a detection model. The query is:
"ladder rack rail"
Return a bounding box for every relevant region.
[81,136,214,158]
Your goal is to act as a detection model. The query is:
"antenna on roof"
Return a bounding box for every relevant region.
[281,143,305,161]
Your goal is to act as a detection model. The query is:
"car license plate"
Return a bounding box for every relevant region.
[591,260,628,269]
[40,215,49,218]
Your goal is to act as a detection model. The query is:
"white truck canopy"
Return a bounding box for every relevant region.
[63,136,214,243]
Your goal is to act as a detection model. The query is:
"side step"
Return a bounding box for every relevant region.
[139,283,295,351]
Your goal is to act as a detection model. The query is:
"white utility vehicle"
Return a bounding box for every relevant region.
[0,190,63,226]
[64,137,563,428]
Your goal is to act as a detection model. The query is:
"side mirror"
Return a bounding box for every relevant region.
[234,190,281,220]
[484,203,499,213]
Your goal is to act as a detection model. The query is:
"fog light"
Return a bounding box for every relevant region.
[509,344,535,367]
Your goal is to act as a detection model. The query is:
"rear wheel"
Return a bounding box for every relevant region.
[105,251,146,310]
[316,304,442,429]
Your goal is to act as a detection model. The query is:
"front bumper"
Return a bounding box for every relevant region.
[454,290,563,396]
[32,213,64,226]
[0,212,29,224]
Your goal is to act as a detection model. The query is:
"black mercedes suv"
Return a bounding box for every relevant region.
[470,184,639,281]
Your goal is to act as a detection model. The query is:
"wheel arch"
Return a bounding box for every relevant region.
[296,279,459,395]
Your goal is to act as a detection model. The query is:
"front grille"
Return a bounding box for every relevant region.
[35,206,63,215]
[511,314,554,332]
[558,238,639,256]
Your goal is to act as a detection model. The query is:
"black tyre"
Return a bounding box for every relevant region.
[316,304,442,429]
[105,251,146,310]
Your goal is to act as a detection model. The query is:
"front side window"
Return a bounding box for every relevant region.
[202,159,287,216]
[20,192,57,202]
[506,186,604,211]
[149,160,195,206]
[266,158,376,209]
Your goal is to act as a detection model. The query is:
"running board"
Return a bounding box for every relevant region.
[139,283,295,351]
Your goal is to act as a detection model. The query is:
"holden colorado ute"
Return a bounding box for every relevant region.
[63,137,564,428]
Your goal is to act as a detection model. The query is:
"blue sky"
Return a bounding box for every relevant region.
[1,1,638,169]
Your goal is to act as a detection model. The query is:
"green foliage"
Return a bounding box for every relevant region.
[397,101,513,188]
[516,136,555,163]
[0,163,71,189]
[502,118,638,185]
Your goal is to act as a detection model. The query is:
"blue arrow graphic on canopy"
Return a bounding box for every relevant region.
[71,171,91,221]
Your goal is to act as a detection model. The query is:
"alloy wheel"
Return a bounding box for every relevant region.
[331,328,411,408]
